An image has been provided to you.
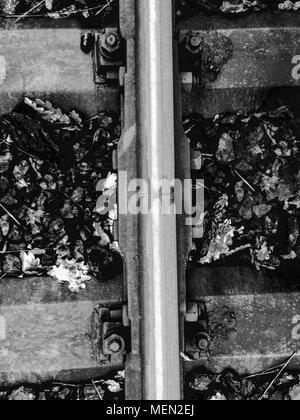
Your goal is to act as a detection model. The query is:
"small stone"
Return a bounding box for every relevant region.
[9,387,36,401]
[278,372,297,385]
[241,379,256,398]
[38,392,46,401]
[269,391,284,401]
[239,198,253,220]
[253,204,272,218]
[84,385,104,400]
[216,133,235,164]
[191,150,202,170]
[289,384,300,400]
[208,392,227,400]
[189,374,214,392]
[235,181,244,203]
[57,387,73,400]
[0,391,8,400]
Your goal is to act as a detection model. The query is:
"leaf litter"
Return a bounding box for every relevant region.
[176,0,300,20]
[0,370,125,400]
[0,0,118,21]
[0,97,122,292]
[185,106,300,272]
[185,355,300,400]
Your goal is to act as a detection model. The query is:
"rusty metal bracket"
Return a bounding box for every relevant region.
[91,304,130,366]
[93,28,125,84]
[186,266,300,374]
[178,13,300,117]
[185,300,239,361]
[178,30,233,86]
[185,301,210,359]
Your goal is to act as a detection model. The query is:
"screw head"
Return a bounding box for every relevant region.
[105,34,118,47]
[183,33,203,56]
[194,332,210,351]
[190,35,201,48]
[109,339,122,353]
[100,31,122,59]
[198,337,209,351]
[105,334,125,355]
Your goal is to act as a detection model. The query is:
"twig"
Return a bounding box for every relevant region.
[259,264,276,271]
[226,244,251,256]
[262,363,286,373]
[95,0,115,16]
[180,351,193,362]
[244,368,283,380]
[14,146,40,162]
[0,270,9,281]
[92,380,103,400]
[0,3,113,19]
[13,0,45,24]
[259,352,296,400]
[52,382,80,388]
[0,248,51,255]
[194,181,210,191]
[0,203,21,226]
[234,170,255,192]
[243,362,286,380]
[184,124,196,135]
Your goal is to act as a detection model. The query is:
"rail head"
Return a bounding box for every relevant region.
[135,0,181,400]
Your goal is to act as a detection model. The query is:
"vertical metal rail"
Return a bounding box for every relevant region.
[136,0,181,400]
[119,0,143,400]
[173,29,193,398]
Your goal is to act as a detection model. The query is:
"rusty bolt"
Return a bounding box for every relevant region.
[105,333,125,355]
[193,332,210,352]
[185,33,203,54]
[190,35,202,48]
[105,33,118,47]
[101,31,121,55]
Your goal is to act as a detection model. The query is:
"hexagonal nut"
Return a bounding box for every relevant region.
[104,333,126,356]
[101,31,122,54]
[185,32,203,54]
[193,332,210,351]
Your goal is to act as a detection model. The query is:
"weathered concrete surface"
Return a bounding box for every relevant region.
[205,292,300,356]
[0,18,122,386]
[0,19,119,116]
[0,275,123,386]
[187,266,292,297]
[186,266,300,374]
[184,292,300,375]
[179,12,300,116]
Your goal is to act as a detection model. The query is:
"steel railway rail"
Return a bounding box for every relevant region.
[135,0,180,399]
[180,11,300,378]
[0,0,300,400]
